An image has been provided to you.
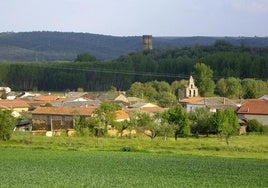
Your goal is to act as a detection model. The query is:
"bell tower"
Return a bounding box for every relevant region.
[185,76,198,98]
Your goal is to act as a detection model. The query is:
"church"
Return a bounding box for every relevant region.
[185,76,199,98]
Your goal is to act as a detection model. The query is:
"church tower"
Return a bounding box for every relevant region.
[185,76,198,98]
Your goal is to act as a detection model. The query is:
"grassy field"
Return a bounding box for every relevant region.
[0,148,267,187]
[1,132,268,159]
[0,133,267,187]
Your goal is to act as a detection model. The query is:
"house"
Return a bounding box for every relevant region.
[31,106,97,131]
[65,92,96,102]
[180,97,239,113]
[236,99,268,125]
[128,102,166,115]
[52,100,101,108]
[97,92,129,104]
[0,99,30,112]
[127,97,145,105]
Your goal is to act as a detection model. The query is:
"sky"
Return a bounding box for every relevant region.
[1,0,268,37]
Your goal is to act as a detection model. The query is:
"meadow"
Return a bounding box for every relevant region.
[0,133,267,187]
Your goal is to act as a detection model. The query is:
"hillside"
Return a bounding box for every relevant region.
[0,31,268,61]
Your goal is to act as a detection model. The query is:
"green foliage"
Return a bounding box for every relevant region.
[162,105,190,139]
[0,110,17,141]
[127,81,177,107]
[189,108,212,136]
[247,119,263,133]
[0,40,268,93]
[94,102,122,133]
[209,109,239,145]
[193,63,215,96]
[74,116,93,136]
[216,77,242,99]
[0,148,268,187]
[75,53,96,62]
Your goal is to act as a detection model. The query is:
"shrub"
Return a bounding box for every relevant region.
[247,119,263,133]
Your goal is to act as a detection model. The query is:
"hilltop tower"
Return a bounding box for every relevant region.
[185,76,198,98]
[142,35,153,50]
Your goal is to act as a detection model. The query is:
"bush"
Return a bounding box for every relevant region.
[247,119,263,133]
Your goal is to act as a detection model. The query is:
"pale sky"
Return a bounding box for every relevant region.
[1,0,267,37]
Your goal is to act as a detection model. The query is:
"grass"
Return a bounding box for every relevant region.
[1,132,267,159]
[0,133,267,187]
[0,148,267,188]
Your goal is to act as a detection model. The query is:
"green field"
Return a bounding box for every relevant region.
[0,134,267,187]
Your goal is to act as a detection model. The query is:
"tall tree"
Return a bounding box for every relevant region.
[216,77,242,98]
[0,110,17,141]
[162,105,190,140]
[209,109,239,145]
[193,63,215,97]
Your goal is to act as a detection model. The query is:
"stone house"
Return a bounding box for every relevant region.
[236,99,268,125]
[31,106,96,131]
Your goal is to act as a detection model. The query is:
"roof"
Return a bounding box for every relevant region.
[97,93,123,101]
[237,99,268,115]
[140,106,166,113]
[35,95,65,102]
[65,92,88,99]
[52,100,101,107]
[32,106,97,116]
[186,97,238,109]
[130,102,158,108]
[0,99,30,109]
[179,97,203,103]
[116,110,129,120]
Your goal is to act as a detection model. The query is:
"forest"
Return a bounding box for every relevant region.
[0,40,268,96]
[1,31,268,61]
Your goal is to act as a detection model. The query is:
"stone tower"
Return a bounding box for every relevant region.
[142,35,153,50]
[185,76,198,98]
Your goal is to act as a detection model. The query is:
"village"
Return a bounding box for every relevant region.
[1,75,267,138]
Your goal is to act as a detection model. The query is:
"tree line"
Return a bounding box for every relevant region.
[0,41,267,93]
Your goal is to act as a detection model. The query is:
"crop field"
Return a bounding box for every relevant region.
[0,148,267,188]
[0,134,268,187]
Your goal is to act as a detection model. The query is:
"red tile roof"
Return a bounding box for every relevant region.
[116,110,129,119]
[0,99,30,109]
[32,106,97,116]
[237,99,268,115]
[179,97,204,103]
[35,95,65,102]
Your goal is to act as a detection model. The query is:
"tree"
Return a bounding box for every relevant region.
[193,63,215,96]
[216,77,242,98]
[137,113,160,140]
[75,53,96,62]
[157,91,177,108]
[0,110,17,141]
[93,102,121,133]
[209,109,239,145]
[241,78,258,99]
[171,79,188,99]
[162,105,190,140]
[189,107,212,136]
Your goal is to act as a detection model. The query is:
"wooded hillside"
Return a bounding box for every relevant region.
[0,41,267,92]
[1,31,268,61]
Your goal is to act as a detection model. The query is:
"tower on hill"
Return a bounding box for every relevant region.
[142,35,153,50]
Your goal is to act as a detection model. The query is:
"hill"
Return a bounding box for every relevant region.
[0,31,268,61]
